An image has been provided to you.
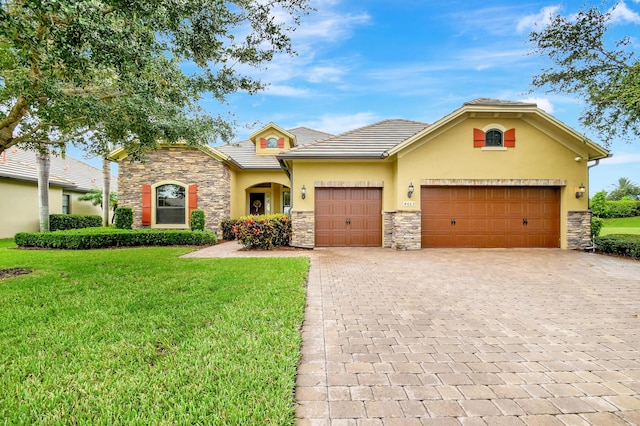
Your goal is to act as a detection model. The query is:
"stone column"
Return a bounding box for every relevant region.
[291,210,315,248]
[391,210,422,250]
[567,210,592,250]
[382,211,395,248]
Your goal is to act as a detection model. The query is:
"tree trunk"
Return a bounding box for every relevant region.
[102,157,110,226]
[36,150,50,232]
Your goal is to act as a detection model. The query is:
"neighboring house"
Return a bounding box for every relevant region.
[110,99,611,250]
[0,148,117,238]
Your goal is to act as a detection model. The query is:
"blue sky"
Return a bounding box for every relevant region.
[85,0,640,195]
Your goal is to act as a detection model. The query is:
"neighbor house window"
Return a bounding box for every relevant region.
[267,137,278,148]
[62,194,70,214]
[156,184,185,224]
[485,129,503,147]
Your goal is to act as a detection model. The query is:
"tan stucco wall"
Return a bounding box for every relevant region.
[0,179,70,238]
[395,118,590,248]
[291,160,396,211]
[229,169,291,218]
[287,117,594,249]
[66,191,103,216]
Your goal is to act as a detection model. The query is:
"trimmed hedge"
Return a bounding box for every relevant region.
[49,214,102,231]
[233,214,291,250]
[190,209,205,231]
[591,217,604,238]
[594,234,640,260]
[114,207,133,229]
[605,199,640,218]
[14,228,217,249]
[221,218,238,241]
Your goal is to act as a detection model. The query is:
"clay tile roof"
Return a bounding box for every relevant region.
[464,98,537,107]
[216,127,333,169]
[277,119,430,159]
[0,148,116,191]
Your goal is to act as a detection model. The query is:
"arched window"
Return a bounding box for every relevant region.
[485,129,503,147]
[267,137,278,148]
[156,184,186,224]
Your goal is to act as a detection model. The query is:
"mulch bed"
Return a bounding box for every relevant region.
[0,268,33,280]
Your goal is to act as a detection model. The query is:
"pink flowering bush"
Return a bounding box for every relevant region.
[233,214,291,250]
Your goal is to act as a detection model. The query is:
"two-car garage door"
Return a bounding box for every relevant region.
[421,186,560,248]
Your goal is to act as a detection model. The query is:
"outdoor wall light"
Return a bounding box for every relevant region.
[301,185,306,200]
[575,183,586,199]
[408,182,414,198]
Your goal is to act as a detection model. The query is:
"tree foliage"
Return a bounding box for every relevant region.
[529,5,640,145]
[0,0,311,157]
[608,177,640,200]
[78,188,118,209]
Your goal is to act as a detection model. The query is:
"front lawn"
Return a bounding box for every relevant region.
[0,240,309,424]
[601,216,640,235]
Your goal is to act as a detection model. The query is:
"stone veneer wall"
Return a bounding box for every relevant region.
[567,210,592,250]
[118,147,230,236]
[382,211,394,248]
[391,211,422,250]
[291,210,314,248]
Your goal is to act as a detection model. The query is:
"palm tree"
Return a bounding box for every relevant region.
[79,189,118,223]
[608,177,640,200]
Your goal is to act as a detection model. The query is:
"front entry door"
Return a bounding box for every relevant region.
[250,193,265,215]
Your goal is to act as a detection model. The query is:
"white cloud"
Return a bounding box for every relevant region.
[518,97,554,113]
[601,153,640,165]
[263,84,311,97]
[307,65,347,83]
[298,112,380,134]
[609,1,640,24]
[516,5,561,33]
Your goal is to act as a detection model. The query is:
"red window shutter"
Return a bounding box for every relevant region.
[504,128,516,147]
[188,184,197,218]
[260,138,267,148]
[141,184,151,226]
[277,137,284,148]
[473,128,485,147]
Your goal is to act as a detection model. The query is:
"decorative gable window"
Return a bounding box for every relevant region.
[260,137,285,149]
[473,128,516,148]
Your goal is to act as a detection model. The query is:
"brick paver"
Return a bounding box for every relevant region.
[294,247,640,424]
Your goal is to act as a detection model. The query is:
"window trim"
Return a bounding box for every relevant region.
[62,194,70,214]
[151,180,189,229]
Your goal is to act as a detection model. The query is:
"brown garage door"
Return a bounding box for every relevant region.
[421,186,560,248]
[315,188,382,247]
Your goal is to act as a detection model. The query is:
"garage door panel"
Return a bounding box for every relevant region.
[315,188,382,247]
[422,186,559,248]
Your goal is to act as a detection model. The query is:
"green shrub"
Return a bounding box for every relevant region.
[221,218,238,240]
[590,191,609,218]
[49,214,102,231]
[14,228,216,249]
[605,198,640,218]
[190,209,205,231]
[591,216,604,238]
[594,234,640,260]
[114,207,133,229]
[233,214,291,250]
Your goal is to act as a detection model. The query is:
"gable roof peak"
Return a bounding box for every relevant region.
[464,98,537,107]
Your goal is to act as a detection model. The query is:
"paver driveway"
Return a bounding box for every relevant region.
[295,248,640,425]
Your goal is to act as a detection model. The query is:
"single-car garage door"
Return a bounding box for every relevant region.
[316,188,382,247]
[421,186,560,248]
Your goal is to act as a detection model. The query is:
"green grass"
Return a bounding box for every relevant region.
[0,240,309,425]
[601,216,640,236]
